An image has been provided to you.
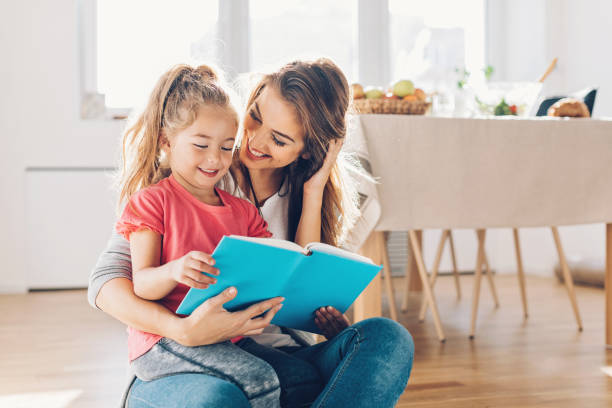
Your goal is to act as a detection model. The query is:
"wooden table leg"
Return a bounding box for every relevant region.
[606,223,612,347]
[407,230,423,292]
[470,229,486,339]
[354,232,383,322]
[419,230,449,321]
[551,226,583,331]
[401,230,423,312]
[409,230,446,342]
[513,228,529,319]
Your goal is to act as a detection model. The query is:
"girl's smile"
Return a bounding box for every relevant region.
[197,168,220,177]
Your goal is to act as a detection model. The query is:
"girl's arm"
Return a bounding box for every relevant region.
[130,229,217,300]
[294,139,344,246]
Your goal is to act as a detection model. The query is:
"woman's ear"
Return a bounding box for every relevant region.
[301,151,311,160]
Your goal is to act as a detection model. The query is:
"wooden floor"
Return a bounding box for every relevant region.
[1,275,611,407]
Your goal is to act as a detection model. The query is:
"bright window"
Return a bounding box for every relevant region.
[92,1,486,112]
[97,0,218,109]
[388,0,485,90]
[249,0,357,82]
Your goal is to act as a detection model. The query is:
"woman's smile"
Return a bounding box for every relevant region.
[239,86,307,170]
[246,137,271,161]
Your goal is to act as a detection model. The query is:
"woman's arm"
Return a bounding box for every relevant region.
[294,190,323,246]
[97,278,284,346]
[294,139,344,246]
[294,140,352,331]
[90,230,283,346]
[96,277,184,335]
[88,230,133,309]
[90,231,185,335]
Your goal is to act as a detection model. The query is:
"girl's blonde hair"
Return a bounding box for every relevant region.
[241,58,361,247]
[117,64,237,209]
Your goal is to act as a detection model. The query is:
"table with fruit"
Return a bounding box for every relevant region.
[349,109,612,348]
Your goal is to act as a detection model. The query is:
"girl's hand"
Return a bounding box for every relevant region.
[315,306,350,340]
[303,138,344,197]
[170,251,219,289]
[175,287,284,346]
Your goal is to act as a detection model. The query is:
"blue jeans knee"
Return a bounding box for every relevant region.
[352,318,414,370]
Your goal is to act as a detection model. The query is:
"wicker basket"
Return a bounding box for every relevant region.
[352,98,431,115]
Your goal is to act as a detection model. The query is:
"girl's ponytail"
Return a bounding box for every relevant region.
[194,64,218,82]
[116,64,236,211]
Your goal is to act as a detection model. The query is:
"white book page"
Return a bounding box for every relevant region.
[304,242,375,265]
[228,235,306,254]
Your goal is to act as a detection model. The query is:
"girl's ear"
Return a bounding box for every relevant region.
[301,151,311,160]
[159,131,170,152]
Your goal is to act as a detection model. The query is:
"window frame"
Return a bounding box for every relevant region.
[78,0,131,119]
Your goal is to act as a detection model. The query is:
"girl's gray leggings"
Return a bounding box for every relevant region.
[131,338,281,408]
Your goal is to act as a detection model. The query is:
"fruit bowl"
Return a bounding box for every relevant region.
[352,98,431,115]
[351,80,431,115]
[473,82,543,116]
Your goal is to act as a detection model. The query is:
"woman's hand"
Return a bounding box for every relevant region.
[303,138,344,197]
[315,306,350,340]
[173,287,284,347]
[170,251,219,289]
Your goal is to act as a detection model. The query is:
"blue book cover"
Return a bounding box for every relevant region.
[176,235,382,333]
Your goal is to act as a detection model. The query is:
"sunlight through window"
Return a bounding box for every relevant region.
[97,0,218,109]
[389,0,485,90]
[249,0,357,82]
[0,389,82,408]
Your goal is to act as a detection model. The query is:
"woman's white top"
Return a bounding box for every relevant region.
[218,175,300,347]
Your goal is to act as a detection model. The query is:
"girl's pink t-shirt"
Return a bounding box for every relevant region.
[116,174,271,361]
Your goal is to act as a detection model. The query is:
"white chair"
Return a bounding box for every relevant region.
[412,227,582,338]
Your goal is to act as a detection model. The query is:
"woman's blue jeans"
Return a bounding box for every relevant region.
[127,318,414,408]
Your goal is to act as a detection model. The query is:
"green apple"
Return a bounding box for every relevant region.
[365,88,384,99]
[392,80,415,98]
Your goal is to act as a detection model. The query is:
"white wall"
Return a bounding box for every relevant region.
[0,1,123,292]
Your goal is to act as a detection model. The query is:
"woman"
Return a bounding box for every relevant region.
[89,58,414,408]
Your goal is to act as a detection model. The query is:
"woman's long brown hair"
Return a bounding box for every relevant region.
[240,59,360,246]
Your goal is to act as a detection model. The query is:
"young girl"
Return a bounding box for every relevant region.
[115,64,286,408]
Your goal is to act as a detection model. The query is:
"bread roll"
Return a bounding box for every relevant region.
[547,98,590,118]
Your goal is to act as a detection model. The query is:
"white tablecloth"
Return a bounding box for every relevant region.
[354,115,612,230]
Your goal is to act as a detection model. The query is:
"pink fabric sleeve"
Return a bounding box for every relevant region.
[115,188,165,240]
[244,201,272,238]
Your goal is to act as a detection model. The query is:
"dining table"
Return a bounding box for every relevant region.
[350,114,612,347]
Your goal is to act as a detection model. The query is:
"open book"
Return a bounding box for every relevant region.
[176,235,381,333]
